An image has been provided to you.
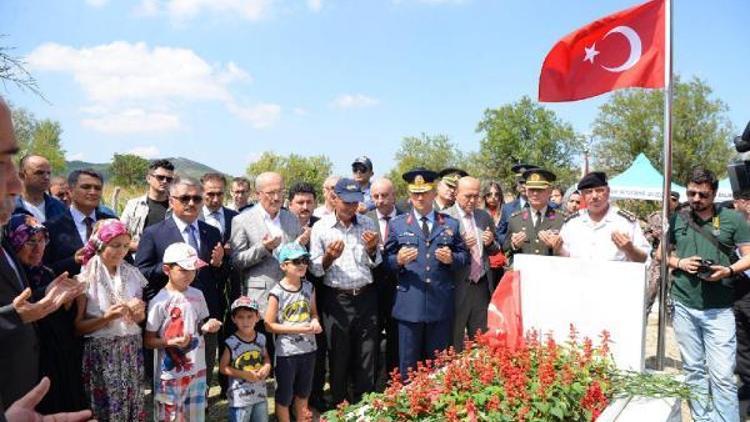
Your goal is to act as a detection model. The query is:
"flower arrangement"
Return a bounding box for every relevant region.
[323,325,691,422]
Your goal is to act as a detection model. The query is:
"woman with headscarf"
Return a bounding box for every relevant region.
[73,218,147,421]
[2,214,87,414]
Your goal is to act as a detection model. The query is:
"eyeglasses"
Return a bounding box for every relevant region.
[260,190,285,198]
[152,174,174,183]
[352,166,369,174]
[288,257,309,266]
[172,195,203,204]
[687,190,711,199]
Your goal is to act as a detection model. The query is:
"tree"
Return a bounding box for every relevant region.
[0,36,43,97]
[10,106,67,174]
[246,152,333,198]
[475,96,583,190]
[591,76,735,184]
[386,133,467,198]
[110,154,150,187]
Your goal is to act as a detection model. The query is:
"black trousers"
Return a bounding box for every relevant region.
[321,285,378,406]
[375,276,398,389]
[452,275,490,352]
[735,293,750,385]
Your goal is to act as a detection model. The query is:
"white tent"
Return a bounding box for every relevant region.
[608,153,686,201]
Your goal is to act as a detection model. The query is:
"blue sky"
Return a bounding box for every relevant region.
[1,0,748,178]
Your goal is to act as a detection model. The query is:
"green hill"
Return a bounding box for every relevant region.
[66,157,225,181]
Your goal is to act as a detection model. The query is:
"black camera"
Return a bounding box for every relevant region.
[696,258,715,275]
[734,120,750,153]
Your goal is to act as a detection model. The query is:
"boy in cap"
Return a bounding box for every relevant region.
[352,156,375,213]
[265,243,322,422]
[145,243,223,422]
[220,296,271,422]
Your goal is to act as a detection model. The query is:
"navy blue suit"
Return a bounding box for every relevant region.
[13,193,67,222]
[496,197,522,246]
[43,208,117,276]
[135,217,226,319]
[384,210,468,378]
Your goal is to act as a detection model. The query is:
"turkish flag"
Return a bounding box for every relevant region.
[486,270,524,350]
[539,0,665,102]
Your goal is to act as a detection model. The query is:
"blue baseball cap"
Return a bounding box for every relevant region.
[334,178,365,203]
[275,242,310,263]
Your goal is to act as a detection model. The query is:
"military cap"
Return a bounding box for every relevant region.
[523,168,556,189]
[511,163,539,176]
[438,167,469,188]
[403,167,438,193]
[577,171,608,191]
[334,177,365,203]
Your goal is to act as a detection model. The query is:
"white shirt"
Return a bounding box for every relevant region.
[375,208,397,244]
[560,205,651,262]
[84,264,144,338]
[172,215,201,250]
[70,206,97,244]
[22,199,46,222]
[202,206,225,236]
[313,204,334,219]
[412,209,435,233]
[261,207,283,239]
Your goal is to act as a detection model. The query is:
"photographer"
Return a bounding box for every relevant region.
[660,167,750,421]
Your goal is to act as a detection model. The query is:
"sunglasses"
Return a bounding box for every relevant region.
[687,190,711,199]
[352,166,369,173]
[152,174,174,183]
[288,257,310,266]
[172,195,203,204]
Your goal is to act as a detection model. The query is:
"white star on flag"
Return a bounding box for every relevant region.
[583,44,600,63]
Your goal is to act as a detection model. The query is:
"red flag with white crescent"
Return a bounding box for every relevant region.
[539,0,665,102]
[486,270,524,350]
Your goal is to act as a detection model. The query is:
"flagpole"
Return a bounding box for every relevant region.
[656,0,673,371]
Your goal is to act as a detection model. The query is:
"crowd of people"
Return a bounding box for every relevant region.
[2,91,750,422]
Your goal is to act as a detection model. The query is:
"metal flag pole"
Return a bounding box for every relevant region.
[656,0,674,371]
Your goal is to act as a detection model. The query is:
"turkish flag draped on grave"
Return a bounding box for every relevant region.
[539,0,665,102]
[485,270,524,350]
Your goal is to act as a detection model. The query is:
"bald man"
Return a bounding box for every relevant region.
[313,175,341,219]
[14,155,66,222]
[443,176,499,352]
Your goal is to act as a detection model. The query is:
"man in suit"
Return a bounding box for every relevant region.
[384,168,468,380]
[444,176,499,352]
[230,171,302,362]
[496,164,539,246]
[367,177,404,387]
[504,169,564,261]
[228,176,254,213]
[14,154,67,223]
[136,176,226,388]
[43,169,117,277]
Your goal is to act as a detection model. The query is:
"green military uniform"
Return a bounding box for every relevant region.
[503,207,563,259]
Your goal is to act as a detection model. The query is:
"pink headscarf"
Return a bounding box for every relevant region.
[80,218,129,265]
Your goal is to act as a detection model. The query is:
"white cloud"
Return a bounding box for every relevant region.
[307,0,322,12]
[85,0,109,7]
[127,145,162,159]
[82,108,181,134]
[135,0,272,22]
[331,94,379,109]
[227,102,281,128]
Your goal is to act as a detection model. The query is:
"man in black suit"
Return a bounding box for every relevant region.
[43,169,117,277]
[367,177,404,388]
[135,176,226,389]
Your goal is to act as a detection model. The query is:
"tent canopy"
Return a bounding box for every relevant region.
[608,153,686,201]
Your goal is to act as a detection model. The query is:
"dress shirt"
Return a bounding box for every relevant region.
[172,215,201,251]
[310,214,382,289]
[203,206,225,236]
[412,209,435,233]
[70,206,97,244]
[532,206,548,226]
[376,208,397,244]
[261,207,283,239]
[457,207,485,281]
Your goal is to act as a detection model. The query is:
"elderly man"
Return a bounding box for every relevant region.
[433,168,467,212]
[352,156,375,213]
[231,171,302,362]
[504,169,564,261]
[228,176,253,212]
[366,177,404,382]
[314,175,341,219]
[559,172,649,262]
[120,159,175,252]
[14,155,66,222]
[43,169,117,276]
[48,176,71,207]
[135,176,226,388]
[385,168,468,380]
[310,178,381,405]
[496,163,538,245]
[444,176,499,351]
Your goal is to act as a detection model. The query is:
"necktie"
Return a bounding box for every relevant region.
[420,216,430,238]
[534,210,543,228]
[186,224,200,252]
[464,213,483,282]
[83,216,94,240]
[382,215,391,243]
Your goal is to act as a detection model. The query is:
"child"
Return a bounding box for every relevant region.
[220,296,271,422]
[145,243,222,422]
[265,243,322,422]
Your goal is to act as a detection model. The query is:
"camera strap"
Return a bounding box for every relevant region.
[677,209,738,265]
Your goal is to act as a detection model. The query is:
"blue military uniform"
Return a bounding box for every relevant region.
[384,168,469,379]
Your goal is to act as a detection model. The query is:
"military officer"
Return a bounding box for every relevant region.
[496,163,539,245]
[504,168,564,261]
[559,172,650,262]
[434,168,468,212]
[384,167,469,380]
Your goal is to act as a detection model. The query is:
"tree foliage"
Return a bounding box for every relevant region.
[592,76,735,185]
[0,36,43,97]
[475,96,583,191]
[11,106,67,174]
[246,152,333,198]
[386,133,467,198]
[110,154,150,187]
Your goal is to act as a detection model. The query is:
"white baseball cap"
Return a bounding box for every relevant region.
[163,243,207,271]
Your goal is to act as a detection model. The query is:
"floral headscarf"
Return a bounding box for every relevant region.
[3,214,48,254]
[80,218,129,265]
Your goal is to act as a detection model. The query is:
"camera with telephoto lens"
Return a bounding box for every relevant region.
[728,120,750,197]
[696,258,716,276]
